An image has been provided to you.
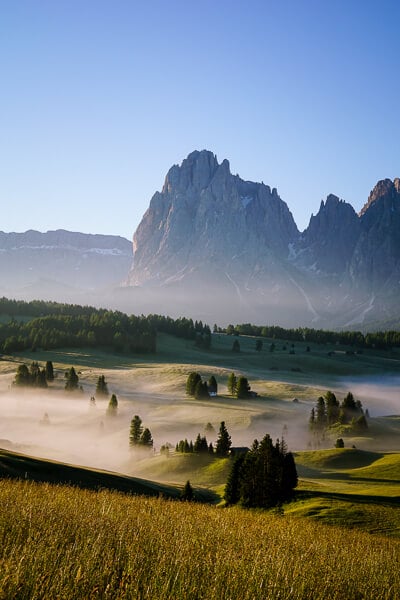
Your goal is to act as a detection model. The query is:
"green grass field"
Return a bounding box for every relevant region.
[0,328,400,568]
[0,478,399,599]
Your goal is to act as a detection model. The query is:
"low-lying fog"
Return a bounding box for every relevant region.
[0,372,399,478]
[337,375,400,417]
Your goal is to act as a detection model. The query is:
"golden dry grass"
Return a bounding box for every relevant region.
[0,479,399,599]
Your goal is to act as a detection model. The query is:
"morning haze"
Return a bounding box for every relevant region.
[1,2,400,598]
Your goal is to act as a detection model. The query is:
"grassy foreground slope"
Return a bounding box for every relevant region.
[0,448,185,499]
[1,478,399,600]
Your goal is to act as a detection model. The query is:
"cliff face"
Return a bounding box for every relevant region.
[349,179,400,289]
[129,150,298,289]
[126,151,400,328]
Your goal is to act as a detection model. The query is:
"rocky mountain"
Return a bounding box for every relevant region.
[3,151,399,329]
[126,150,400,328]
[0,229,132,303]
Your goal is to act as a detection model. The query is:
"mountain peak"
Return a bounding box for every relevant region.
[162,149,221,194]
[360,178,400,216]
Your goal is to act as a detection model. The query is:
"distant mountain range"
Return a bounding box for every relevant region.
[0,229,132,304]
[3,150,400,329]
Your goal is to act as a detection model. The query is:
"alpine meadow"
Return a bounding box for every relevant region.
[2,2,400,599]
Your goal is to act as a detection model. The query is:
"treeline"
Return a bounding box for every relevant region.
[0,311,156,354]
[220,323,400,350]
[0,298,212,354]
[146,315,211,347]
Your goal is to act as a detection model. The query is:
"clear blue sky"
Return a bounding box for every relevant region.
[1,0,400,239]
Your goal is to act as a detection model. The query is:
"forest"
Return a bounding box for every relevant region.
[0,298,211,354]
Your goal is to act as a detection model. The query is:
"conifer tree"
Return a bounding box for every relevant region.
[194,380,209,399]
[232,339,240,352]
[64,367,79,391]
[224,453,245,505]
[45,361,54,382]
[139,427,153,447]
[14,363,31,386]
[186,372,202,396]
[227,373,237,396]
[236,376,250,399]
[215,421,232,456]
[129,415,143,446]
[181,480,194,501]
[95,375,109,397]
[107,393,118,415]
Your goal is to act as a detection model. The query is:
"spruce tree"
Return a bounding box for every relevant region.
[181,480,194,501]
[232,339,240,352]
[45,361,54,382]
[14,364,31,386]
[129,415,143,446]
[107,393,118,415]
[95,375,109,397]
[215,421,232,456]
[236,376,250,399]
[186,372,201,396]
[224,453,245,505]
[64,367,79,391]
[139,428,153,447]
[227,373,237,396]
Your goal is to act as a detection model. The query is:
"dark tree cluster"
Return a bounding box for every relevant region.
[13,361,50,388]
[129,415,153,448]
[0,298,216,356]
[227,372,254,399]
[175,434,214,455]
[146,314,211,347]
[175,422,232,457]
[220,320,400,351]
[309,391,368,434]
[0,309,156,354]
[224,435,298,508]
[185,372,218,399]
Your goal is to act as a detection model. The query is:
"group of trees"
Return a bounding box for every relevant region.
[186,373,218,399]
[175,422,232,457]
[219,321,400,351]
[309,391,368,434]
[13,361,54,388]
[224,435,298,508]
[176,435,214,455]
[129,415,153,448]
[227,373,254,399]
[185,371,255,400]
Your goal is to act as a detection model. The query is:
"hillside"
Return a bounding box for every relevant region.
[0,478,399,599]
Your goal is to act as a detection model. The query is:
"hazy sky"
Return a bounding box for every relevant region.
[1,0,400,239]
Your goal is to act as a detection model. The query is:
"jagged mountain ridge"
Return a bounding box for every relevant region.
[127,150,400,328]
